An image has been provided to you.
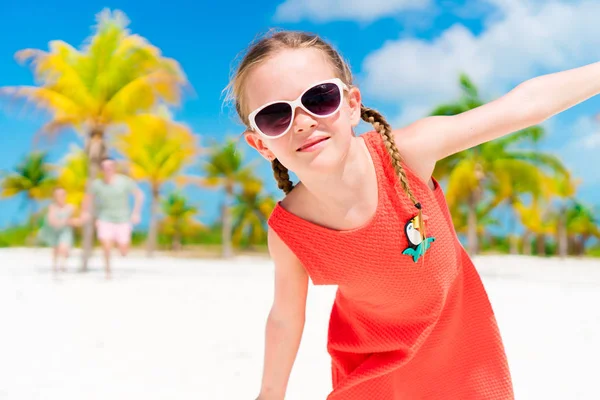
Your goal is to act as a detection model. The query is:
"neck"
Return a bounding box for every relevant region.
[298,136,375,214]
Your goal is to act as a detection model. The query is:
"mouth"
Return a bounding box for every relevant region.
[297,136,330,152]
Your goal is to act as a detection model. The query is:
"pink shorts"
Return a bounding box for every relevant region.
[96,220,132,245]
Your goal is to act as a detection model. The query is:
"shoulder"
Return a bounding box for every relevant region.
[267,225,305,275]
[267,225,292,256]
[277,182,316,223]
[119,174,137,186]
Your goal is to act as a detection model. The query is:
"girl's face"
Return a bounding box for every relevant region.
[243,48,362,176]
[54,189,66,205]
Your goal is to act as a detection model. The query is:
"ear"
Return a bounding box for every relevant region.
[347,86,362,127]
[244,130,276,161]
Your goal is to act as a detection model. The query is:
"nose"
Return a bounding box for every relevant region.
[292,108,317,135]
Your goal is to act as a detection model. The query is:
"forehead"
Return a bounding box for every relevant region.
[245,48,337,113]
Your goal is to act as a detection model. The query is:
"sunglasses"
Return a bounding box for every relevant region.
[248,78,349,139]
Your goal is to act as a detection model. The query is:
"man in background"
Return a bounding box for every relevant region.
[84,157,144,279]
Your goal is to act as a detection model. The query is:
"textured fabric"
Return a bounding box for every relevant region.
[91,174,137,223]
[268,131,514,399]
[96,220,132,245]
[38,206,74,247]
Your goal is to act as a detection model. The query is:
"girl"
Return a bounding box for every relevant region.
[39,187,85,275]
[227,30,599,399]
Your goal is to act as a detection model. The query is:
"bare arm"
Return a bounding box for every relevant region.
[257,227,309,400]
[395,61,600,182]
[132,187,144,215]
[130,186,144,224]
[68,205,89,227]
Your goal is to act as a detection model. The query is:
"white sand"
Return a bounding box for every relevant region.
[1,248,599,399]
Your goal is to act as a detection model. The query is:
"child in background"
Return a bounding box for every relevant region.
[39,187,86,275]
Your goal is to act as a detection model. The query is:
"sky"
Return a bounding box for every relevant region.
[0,0,599,228]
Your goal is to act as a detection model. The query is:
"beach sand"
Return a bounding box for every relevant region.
[1,248,599,399]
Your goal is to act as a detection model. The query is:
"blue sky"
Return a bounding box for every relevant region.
[1,0,599,228]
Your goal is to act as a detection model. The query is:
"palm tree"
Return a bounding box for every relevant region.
[487,155,568,254]
[160,192,203,251]
[201,139,255,258]
[115,113,199,256]
[1,9,187,270]
[449,200,500,250]
[514,198,554,256]
[56,145,89,208]
[432,74,553,255]
[232,179,276,249]
[548,174,578,258]
[563,201,599,256]
[0,152,56,231]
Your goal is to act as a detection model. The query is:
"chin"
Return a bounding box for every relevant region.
[298,139,349,173]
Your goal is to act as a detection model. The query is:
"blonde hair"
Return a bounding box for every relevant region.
[226,30,423,231]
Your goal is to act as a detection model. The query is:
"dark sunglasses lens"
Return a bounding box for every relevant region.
[255,102,293,136]
[302,83,341,115]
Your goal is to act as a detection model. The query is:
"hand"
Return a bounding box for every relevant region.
[68,212,90,227]
[130,212,141,225]
[67,218,79,227]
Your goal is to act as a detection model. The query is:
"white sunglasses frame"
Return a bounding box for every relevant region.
[248,78,349,140]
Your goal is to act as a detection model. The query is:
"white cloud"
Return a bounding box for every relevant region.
[274,0,431,23]
[571,116,600,150]
[550,115,600,186]
[360,0,600,125]
[580,133,600,149]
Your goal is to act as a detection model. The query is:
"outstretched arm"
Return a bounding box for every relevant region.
[256,227,308,400]
[397,61,600,176]
[130,186,144,225]
[68,205,90,227]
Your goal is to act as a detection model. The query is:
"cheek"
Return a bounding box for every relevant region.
[263,137,292,158]
[332,103,356,130]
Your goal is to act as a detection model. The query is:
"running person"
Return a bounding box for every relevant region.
[84,157,144,280]
[39,187,85,275]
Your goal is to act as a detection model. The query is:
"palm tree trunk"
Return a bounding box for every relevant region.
[173,230,182,251]
[536,233,545,256]
[222,187,234,258]
[81,128,106,272]
[29,197,36,228]
[557,206,568,258]
[81,165,97,272]
[567,235,576,255]
[27,197,36,246]
[579,234,589,256]
[523,231,532,255]
[467,193,478,255]
[146,184,160,257]
[509,235,519,255]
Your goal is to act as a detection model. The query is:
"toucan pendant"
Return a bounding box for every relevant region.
[402,211,435,263]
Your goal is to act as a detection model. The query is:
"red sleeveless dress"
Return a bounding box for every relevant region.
[268,131,514,399]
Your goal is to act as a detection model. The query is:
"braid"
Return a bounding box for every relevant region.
[271,158,294,195]
[360,106,419,206]
[360,105,426,240]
